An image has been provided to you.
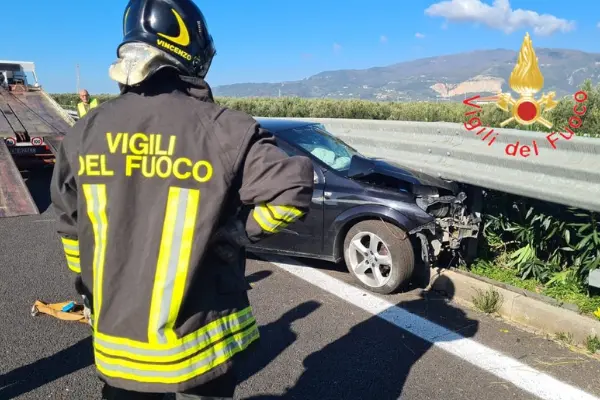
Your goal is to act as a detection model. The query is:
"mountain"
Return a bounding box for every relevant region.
[212,48,600,102]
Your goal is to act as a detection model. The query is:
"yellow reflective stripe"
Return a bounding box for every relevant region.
[149,187,200,344]
[96,307,254,350]
[95,323,259,384]
[94,307,256,363]
[66,255,81,273]
[83,184,108,331]
[64,248,79,257]
[252,204,288,233]
[61,237,79,254]
[266,204,304,223]
[253,203,305,233]
[165,189,200,339]
[61,237,80,271]
[90,98,99,108]
[252,207,274,232]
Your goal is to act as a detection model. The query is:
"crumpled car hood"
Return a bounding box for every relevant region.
[347,155,458,193]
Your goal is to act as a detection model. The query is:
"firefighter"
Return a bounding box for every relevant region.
[49,0,315,398]
[76,89,99,118]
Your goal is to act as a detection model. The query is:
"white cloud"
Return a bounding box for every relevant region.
[380,35,388,43]
[415,32,426,39]
[425,0,575,36]
[333,42,342,53]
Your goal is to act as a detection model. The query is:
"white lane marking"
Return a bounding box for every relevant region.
[262,255,599,400]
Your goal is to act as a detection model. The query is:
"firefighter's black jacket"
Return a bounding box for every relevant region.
[50,71,314,393]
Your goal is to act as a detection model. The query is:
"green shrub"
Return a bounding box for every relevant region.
[479,190,599,285]
[48,79,600,137]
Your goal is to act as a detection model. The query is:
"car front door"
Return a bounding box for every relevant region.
[249,139,325,257]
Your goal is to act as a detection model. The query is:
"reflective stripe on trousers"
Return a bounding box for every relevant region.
[83,183,260,384]
[61,237,81,273]
[94,311,259,384]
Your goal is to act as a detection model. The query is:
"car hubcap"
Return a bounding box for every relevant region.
[347,231,393,288]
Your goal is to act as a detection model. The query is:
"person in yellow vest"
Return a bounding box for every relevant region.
[76,89,98,118]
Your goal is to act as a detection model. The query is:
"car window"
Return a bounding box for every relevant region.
[276,138,320,184]
[277,124,360,172]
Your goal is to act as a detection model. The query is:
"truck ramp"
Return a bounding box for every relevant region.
[0,140,39,217]
[0,61,75,218]
[0,89,72,143]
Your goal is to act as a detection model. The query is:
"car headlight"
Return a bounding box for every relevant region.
[413,185,445,215]
[413,185,439,198]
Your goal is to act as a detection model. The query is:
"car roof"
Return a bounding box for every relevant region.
[254,117,317,133]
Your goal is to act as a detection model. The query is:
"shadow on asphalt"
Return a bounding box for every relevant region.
[246,269,273,284]
[0,336,93,399]
[0,244,476,399]
[238,274,479,399]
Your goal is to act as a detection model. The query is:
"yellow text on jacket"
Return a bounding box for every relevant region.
[124,155,212,182]
[106,132,176,156]
[78,154,115,176]
[77,132,214,183]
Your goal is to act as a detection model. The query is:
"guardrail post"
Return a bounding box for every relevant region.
[589,269,600,290]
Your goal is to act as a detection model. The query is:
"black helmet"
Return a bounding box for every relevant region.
[119,0,216,78]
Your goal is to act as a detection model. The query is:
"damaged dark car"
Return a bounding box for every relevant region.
[247,118,482,294]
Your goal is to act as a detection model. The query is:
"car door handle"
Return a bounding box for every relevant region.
[324,191,332,199]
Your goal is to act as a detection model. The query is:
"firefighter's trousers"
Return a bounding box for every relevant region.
[101,369,237,399]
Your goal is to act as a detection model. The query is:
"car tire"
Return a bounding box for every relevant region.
[343,220,415,295]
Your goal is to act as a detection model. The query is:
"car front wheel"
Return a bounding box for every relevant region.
[343,220,415,295]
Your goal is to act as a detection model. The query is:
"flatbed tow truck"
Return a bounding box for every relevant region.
[0,60,75,218]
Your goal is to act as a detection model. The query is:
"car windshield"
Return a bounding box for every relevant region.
[279,124,360,171]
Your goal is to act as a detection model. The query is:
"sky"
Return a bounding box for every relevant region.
[2,0,599,94]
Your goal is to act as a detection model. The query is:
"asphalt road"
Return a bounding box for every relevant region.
[1,171,600,399]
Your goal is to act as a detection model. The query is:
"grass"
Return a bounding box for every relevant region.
[464,262,600,317]
[586,335,600,354]
[471,286,504,314]
[555,332,574,345]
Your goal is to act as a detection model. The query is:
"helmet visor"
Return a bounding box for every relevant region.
[109,42,180,86]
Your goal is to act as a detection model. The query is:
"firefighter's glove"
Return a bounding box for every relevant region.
[213,215,252,248]
[211,215,251,263]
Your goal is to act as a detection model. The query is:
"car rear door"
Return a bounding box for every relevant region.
[248,138,325,257]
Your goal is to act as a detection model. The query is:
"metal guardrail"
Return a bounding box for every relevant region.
[65,109,78,120]
[260,118,600,213]
[53,104,599,212]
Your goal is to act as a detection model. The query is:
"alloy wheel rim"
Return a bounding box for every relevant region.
[347,231,393,288]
